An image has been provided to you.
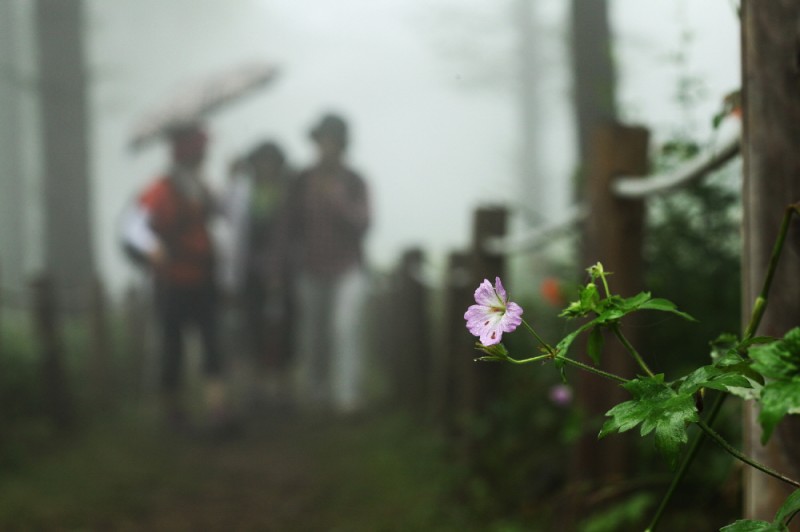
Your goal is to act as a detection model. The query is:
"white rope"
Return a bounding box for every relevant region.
[612,127,741,199]
[483,204,588,255]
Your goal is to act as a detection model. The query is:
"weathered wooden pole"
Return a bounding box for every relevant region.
[31,274,73,431]
[466,206,509,417]
[568,123,649,506]
[394,247,431,415]
[89,276,112,409]
[124,285,146,399]
[741,0,800,522]
[435,251,474,435]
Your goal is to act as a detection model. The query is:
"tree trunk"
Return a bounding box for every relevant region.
[35,0,94,290]
[741,0,800,523]
[570,0,617,171]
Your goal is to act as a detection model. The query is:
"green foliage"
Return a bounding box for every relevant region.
[721,488,800,531]
[599,375,698,469]
[749,328,800,443]
[579,493,655,532]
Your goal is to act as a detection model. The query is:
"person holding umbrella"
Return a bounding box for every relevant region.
[122,121,233,434]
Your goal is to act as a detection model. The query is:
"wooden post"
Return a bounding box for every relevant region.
[89,276,111,409]
[124,285,146,399]
[465,206,509,417]
[31,274,73,431]
[394,248,431,415]
[434,250,475,435]
[741,1,800,522]
[569,123,649,504]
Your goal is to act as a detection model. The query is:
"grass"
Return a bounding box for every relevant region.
[0,406,479,531]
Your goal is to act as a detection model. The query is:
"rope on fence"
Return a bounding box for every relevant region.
[612,127,741,199]
[485,126,742,256]
[483,204,588,255]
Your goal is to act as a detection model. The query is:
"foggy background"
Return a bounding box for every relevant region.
[0,0,739,293]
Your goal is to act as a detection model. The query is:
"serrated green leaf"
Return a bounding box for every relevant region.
[599,375,698,469]
[678,365,752,395]
[719,520,782,531]
[758,379,800,444]
[587,327,604,366]
[751,328,800,381]
[638,298,697,321]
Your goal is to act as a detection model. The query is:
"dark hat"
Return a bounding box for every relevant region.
[248,140,285,168]
[168,122,208,162]
[309,113,348,144]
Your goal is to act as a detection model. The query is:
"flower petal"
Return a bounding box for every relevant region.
[473,279,496,307]
[493,277,508,304]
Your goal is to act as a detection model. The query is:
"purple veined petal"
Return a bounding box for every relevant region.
[493,277,508,303]
[499,310,522,333]
[468,310,502,338]
[480,325,503,345]
[505,301,524,321]
[473,279,496,307]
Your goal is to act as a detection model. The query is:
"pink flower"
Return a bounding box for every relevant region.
[464,277,523,345]
[548,384,573,407]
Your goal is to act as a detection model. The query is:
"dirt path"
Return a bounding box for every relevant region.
[0,410,470,531]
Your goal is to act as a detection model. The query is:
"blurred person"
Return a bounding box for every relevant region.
[122,122,233,434]
[224,140,295,407]
[283,112,371,415]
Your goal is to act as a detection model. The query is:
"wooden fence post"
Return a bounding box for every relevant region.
[741,1,800,521]
[567,123,649,511]
[89,276,112,409]
[394,247,431,415]
[31,274,73,431]
[464,206,508,417]
[124,285,146,399]
[435,250,475,436]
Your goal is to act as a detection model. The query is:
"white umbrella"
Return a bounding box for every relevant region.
[128,60,280,151]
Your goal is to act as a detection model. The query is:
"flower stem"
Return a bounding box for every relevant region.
[556,356,629,385]
[697,419,800,489]
[506,354,553,365]
[521,319,556,356]
[613,325,655,377]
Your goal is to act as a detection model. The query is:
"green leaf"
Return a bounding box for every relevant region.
[599,375,698,468]
[750,328,800,381]
[559,282,600,319]
[720,520,782,531]
[587,327,604,366]
[678,365,752,395]
[774,488,800,526]
[758,379,800,444]
[721,489,800,531]
[638,298,697,321]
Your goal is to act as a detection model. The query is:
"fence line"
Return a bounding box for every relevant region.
[486,125,741,256]
[613,126,741,198]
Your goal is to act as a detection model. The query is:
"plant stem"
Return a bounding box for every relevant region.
[506,354,552,365]
[647,203,800,531]
[743,204,800,341]
[644,392,725,532]
[556,356,629,385]
[613,325,655,377]
[521,319,557,356]
[697,419,800,489]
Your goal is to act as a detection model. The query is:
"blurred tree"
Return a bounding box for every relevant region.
[740,0,800,523]
[0,1,27,288]
[35,0,94,290]
[569,0,616,173]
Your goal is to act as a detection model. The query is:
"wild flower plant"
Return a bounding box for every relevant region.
[465,204,800,531]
